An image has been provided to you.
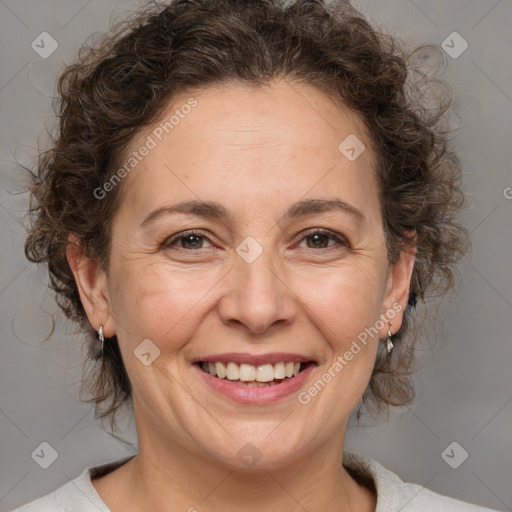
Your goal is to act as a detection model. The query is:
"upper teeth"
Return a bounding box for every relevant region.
[201,361,302,382]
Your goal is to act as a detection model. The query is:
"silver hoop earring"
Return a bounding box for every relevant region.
[385,326,394,355]
[98,325,105,353]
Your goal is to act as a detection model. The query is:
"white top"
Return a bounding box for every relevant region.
[11,452,501,511]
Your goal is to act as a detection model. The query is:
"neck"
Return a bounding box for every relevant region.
[109,421,376,511]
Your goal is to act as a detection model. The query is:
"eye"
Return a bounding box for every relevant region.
[164,230,213,250]
[295,229,348,250]
[163,228,347,252]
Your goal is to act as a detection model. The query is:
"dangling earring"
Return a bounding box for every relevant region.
[98,325,105,353]
[385,324,394,355]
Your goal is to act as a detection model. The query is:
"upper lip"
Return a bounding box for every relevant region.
[193,352,316,366]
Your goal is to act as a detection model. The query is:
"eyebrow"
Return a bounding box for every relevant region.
[140,198,364,229]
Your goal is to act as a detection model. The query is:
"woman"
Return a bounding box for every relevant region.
[16,0,500,510]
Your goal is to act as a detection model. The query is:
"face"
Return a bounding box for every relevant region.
[72,80,413,470]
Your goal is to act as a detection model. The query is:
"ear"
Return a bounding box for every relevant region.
[379,244,416,338]
[66,234,116,337]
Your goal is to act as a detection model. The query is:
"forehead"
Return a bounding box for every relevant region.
[115,80,378,222]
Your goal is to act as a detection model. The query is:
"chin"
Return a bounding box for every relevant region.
[198,433,312,472]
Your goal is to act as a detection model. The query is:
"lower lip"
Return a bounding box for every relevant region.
[194,364,315,405]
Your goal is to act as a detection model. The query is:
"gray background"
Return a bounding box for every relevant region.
[1,0,511,510]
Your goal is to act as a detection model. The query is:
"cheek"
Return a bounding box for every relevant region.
[292,268,384,413]
[109,259,224,353]
[108,262,224,404]
[291,263,386,349]
[109,237,388,354]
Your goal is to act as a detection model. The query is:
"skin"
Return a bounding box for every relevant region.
[68,79,415,511]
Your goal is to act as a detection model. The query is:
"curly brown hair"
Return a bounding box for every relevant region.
[24,0,468,431]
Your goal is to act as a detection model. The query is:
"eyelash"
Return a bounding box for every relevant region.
[163,228,348,252]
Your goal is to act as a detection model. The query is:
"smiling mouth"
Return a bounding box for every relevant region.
[196,361,313,387]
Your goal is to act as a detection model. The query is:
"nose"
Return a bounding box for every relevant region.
[217,249,296,335]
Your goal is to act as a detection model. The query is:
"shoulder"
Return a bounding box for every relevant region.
[9,469,107,512]
[9,456,135,512]
[343,451,501,512]
[395,481,498,511]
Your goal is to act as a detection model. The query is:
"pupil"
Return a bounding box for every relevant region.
[308,234,327,248]
[183,235,202,249]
